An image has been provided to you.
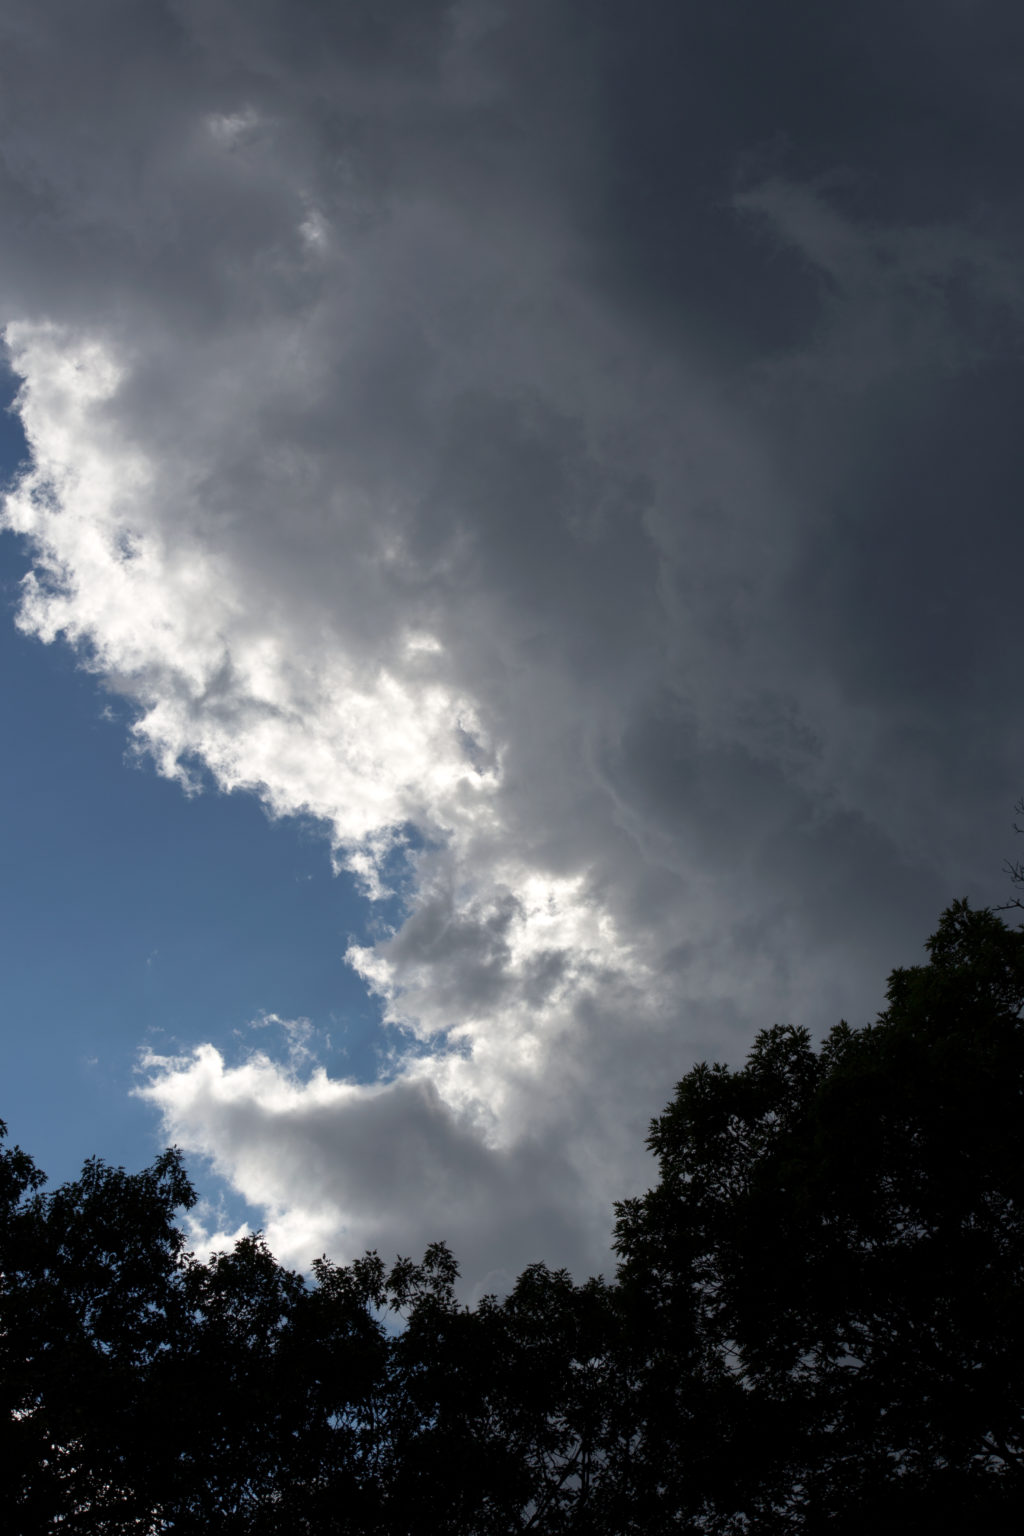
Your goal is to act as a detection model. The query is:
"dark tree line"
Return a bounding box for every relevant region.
[4,900,1024,1532]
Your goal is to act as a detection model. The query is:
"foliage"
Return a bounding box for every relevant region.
[4,901,1024,1531]
[613,899,1024,1532]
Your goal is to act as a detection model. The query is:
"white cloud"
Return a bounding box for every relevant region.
[2,0,1021,1286]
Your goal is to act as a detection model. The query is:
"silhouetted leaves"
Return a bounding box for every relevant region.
[615,900,1024,1531]
[4,901,1024,1531]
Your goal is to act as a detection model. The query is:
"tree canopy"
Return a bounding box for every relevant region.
[4,900,1024,1532]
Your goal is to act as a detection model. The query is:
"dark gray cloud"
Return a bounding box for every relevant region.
[2,0,1022,1284]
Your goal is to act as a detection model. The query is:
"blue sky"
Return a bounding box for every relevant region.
[1,367,392,1203]
[1,0,1022,1292]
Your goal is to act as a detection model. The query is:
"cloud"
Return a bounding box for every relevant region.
[3,1,1024,1283]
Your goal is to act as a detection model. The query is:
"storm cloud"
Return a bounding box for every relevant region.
[3,0,1023,1285]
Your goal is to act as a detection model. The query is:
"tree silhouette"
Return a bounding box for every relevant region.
[613,900,1024,1532]
[3,900,1024,1532]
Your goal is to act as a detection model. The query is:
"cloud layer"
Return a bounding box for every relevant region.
[3,1,1024,1285]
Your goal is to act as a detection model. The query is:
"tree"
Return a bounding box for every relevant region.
[1,1135,196,1531]
[0,1138,609,1533]
[613,901,1024,1533]
[5,900,1024,1532]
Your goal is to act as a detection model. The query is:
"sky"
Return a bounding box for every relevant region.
[2,0,1023,1296]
